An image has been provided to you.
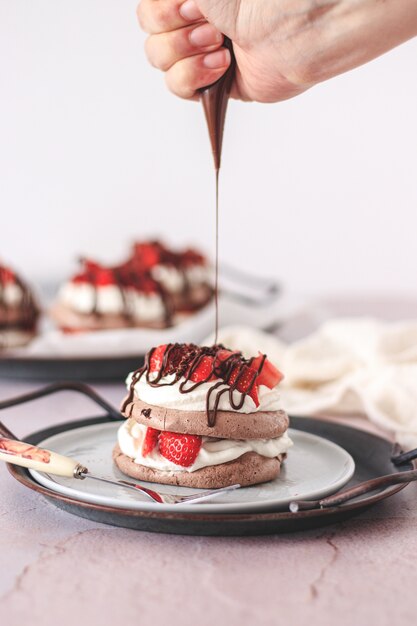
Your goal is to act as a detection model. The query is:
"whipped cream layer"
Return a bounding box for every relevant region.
[118,418,293,473]
[127,372,284,413]
[151,264,211,294]
[59,283,165,321]
[0,283,24,307]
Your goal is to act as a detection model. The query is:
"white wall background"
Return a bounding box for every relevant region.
[1,0,416,297]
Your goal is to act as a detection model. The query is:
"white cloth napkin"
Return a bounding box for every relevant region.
[209,319,417,449]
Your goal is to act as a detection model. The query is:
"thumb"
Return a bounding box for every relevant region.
[194,0,239,37]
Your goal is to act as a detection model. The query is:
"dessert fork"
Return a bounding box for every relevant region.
[87,473,240,504]
[0,435,240,505]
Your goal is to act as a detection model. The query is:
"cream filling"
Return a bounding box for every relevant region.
[0,283,24,306]
[151,265,184,293]
[151,264,211,294]
[127,372,284,413]
[117,418,293,473]
[59,283,165,320]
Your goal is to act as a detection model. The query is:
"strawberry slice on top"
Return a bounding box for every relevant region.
[250,354,284,389]
[149,344,167,374]
[228,364,259,406]
[189,355,216,383]
[0,266,16,284]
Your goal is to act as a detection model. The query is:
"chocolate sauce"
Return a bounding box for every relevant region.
[122,343,266,427]
[200,37,236,343]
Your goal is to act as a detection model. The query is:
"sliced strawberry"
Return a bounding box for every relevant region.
[189,355,215,383]
[149,344,167,373]
[0,267,15,283]
[94,268,116,286]
[158,431,202,467]
[251,354,284,389]
[228,364,259,406]
[135,243,161,268]
[214,349,236,365]
[82,259,101,273]
[142,427,160,457]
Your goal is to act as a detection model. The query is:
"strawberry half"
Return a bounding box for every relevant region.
[142,427,160,457]
[158,431,202,467]
[251,354,284,389]
[149,344,167,373]
[0,267,15,283]
[189,355,215,383]
[228,364,259,406]
[135,243,161,268]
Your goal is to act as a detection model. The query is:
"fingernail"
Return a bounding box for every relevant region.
[179,0,203,21]
[203,48,231,69]
[190,23,222,47]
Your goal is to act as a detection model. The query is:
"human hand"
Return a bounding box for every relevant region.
[138,0,417,103]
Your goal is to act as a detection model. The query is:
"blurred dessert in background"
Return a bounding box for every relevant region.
[0,262,39,348]
[132,241,213,313]
[50,240,213,332]
[50,258,170,332]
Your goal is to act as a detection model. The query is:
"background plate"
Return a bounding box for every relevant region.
[0,292,306,381]
[7,416,411,535]
[29,423,355,514]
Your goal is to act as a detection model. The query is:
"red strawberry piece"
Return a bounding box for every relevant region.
[94,268,116,286]
[251,354,284,389]
[158,431,202,467]
[135,243,161,268]
[214,349,236,364]
[0,267,15,283]
[82,259,101,273]
[149,344,167,373]
[72,273,89,284]
[142,427,160,457]
[189,355,215,383]
[228,364,259,406]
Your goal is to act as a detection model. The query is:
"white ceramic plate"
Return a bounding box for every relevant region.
[30,422,355,514]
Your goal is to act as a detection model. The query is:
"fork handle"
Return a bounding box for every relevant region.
[0,436,85,477]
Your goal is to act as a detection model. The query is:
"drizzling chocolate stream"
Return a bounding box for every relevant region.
[200,37,236,343]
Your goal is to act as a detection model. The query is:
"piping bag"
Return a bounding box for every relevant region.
[199,36,236,171]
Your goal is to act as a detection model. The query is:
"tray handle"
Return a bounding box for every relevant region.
[391,446,417,466]
[0,382,122,440]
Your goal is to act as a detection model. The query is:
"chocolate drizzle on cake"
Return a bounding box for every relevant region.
[122,343,267,427]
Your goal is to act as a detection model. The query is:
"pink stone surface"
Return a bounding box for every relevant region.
[2,297,417,625]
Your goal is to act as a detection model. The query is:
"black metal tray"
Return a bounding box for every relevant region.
[0,355,144,382]
[7,415,412,536]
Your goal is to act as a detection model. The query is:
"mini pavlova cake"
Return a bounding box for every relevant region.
[50,258,171,332]
[0,262,39,348]
[114,343,292,488]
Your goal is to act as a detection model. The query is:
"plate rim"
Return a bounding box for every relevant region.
[27,423,356,514]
